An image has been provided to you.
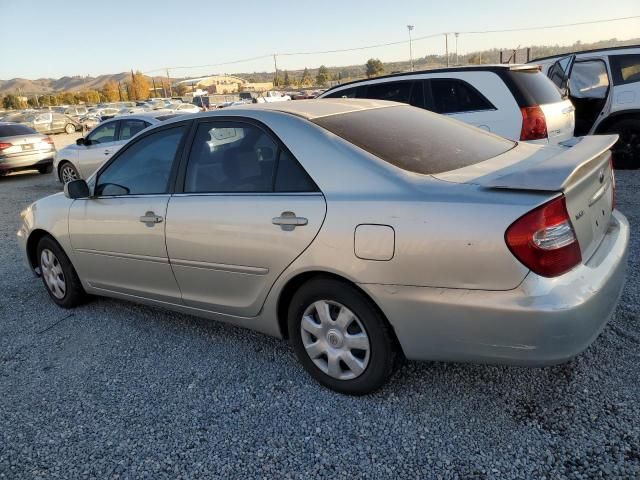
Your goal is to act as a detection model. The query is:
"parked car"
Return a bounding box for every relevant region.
[6,112,79,135]
[532,45,640,167]
[53,112,178,182]
[18,100,628,394]
[170,103,201,114]
[319,65,575,145]
[0,122,55,176]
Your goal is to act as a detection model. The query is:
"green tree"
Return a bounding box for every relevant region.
[27,96,39,108]
[316,65,330,86]
[101,80,120,102]
[283,70,291,87]
[365,58,385,78]
[174,83,187,96]
[301,67,313,87]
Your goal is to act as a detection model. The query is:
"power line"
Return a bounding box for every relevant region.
[143,15,640,74]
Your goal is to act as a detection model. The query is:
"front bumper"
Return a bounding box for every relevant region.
[361,210,629,366]
[0,152,54,172]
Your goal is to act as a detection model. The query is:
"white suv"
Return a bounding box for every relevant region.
[533,45,640,168]
[318,64,575,145]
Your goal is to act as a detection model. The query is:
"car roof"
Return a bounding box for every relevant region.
[217,98,400,120]
[320,64,538,95]
[531,44,640,62]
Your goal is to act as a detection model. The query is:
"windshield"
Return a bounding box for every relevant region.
[313,105,515,175]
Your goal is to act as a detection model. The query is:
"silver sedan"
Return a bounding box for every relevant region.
[17,99,629,395]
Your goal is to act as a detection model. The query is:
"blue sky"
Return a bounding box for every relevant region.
[1,0,638,79]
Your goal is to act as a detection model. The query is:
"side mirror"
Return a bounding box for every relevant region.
[76,137,87,146]
[64,179,90,199]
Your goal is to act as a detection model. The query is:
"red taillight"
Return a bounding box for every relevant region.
[0,142,12,151]
[519,106,548,141]
[505,195,581,277]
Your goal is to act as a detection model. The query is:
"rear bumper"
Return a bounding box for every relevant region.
[0,152,54,172]
[361,210,629,365]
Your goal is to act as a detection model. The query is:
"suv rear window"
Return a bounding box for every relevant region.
[313,105,514,175]
[609,54,640,86]
[0,124,37,136]
[504,70,563,106]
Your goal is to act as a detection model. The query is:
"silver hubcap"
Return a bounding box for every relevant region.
[40,249,66,299]
[61,165,77,183]
[300,300,371,380]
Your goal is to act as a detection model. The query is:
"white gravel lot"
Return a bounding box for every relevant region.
[0,134,638,479]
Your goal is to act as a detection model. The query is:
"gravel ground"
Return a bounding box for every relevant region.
[0,138,639,479]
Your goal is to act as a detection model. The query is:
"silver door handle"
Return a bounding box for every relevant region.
[272,211,308,231]
[139,211,163,225]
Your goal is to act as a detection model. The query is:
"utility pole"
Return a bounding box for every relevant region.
[273,54,278,88]
[166,69,173,98]
[444,33,449,67]
[455,33,459,65]
[407,25,415,71]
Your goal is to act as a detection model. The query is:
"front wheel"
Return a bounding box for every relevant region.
[288,278,398,395]
[607,118,640,169]
[58,162,79,183]
[37,236,86,308]
[64,123,76,134]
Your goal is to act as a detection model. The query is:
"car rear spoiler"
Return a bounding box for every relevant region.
[482,135,618,192]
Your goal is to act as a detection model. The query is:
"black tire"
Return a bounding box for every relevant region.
[288,277,398,395]
[64,123,76,134]
[58,162,79,184]
[38,164,53,174]
[36,236,86,308]
[606,118,640,169]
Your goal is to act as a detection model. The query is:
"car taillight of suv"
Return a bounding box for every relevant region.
[520,106,548,141]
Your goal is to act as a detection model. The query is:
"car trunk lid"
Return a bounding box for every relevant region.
[433,135,617,262]
[0,134,54,157]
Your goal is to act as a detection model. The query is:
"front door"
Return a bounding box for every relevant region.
[165,119,326,317]
[76,120,120,178]
[69,123,188,303]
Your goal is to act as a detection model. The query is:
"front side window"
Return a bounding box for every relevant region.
[95,125,185,196]
[430,79,495,114]
[87,122,117,144]
[569,60,610,99]
[609,54,640,86]
[119,119,150,141]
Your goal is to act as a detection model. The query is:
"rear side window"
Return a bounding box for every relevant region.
[119,119,149,141]
[323,86,365,98]
[313,105,514,175]
[366,81,412,103]
[609,54,640,86]
[504,70,563,105]
[275,150,317,192]
[0,124,36,136]
[429,79,495,114]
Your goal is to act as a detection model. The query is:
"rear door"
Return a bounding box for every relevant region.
[607,53,640,118]
[165,118,326,317]
[567,59,610,136]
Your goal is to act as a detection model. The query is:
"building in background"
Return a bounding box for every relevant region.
[174,75,273,94]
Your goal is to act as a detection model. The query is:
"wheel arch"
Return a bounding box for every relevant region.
[594,110,640,133]
[276,270,404,354]
[56,160,75,182]
[26,229,55,273]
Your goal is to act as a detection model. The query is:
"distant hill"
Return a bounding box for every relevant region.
[2,37,638,94]
[0,73,174,95]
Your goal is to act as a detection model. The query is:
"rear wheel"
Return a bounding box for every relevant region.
[64,123,76,134]
[288,278,398,395]
[606,118,640,169]
[58,162,79,183]
[37,236,86,308]
[38,164,53,174]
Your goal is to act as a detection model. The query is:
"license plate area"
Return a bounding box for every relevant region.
[21,144,34,151]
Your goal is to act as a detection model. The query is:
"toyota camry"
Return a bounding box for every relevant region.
[17,99,629,395]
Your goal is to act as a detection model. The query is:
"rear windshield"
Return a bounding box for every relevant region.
[313,105,514,174]
[505,70,563,106]
[0,124,36,136]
